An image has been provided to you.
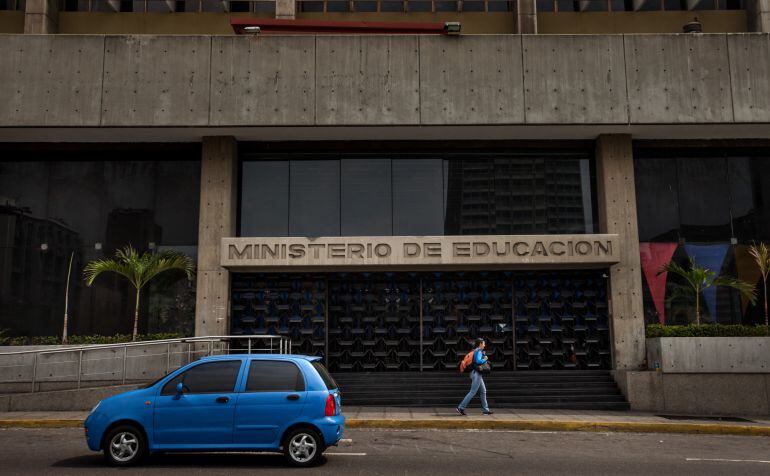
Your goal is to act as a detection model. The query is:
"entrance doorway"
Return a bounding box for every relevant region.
[230,270,611,371]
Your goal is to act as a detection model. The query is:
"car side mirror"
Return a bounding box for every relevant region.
[176,382,184,397]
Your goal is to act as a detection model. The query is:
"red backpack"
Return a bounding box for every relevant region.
[459,350,475,373]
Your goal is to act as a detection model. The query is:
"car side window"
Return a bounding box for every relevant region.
[160,360,242,396]
[246,360,305,392]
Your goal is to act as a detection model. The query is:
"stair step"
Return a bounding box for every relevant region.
[331,370,628,411]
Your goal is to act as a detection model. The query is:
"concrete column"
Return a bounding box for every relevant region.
[24,0,58,34]
[275,0,296,20]
[514,0,537,34]
[595,135,645,371]
[195,137,238,337]
[747,0,770,33]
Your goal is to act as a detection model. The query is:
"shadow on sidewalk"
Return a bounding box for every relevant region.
[52,452,317,469]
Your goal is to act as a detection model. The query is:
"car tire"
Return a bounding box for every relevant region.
[102,424,147,467]
[283,427,325,467]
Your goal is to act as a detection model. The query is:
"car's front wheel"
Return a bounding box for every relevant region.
[283,427,325,467]
[103,425,146,466]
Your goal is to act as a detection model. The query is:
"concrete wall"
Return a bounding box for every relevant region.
[0,384,141,411]
[621,371,770,416]
[2,34,769,130]
[194,137,237,337]
[647,337,770,373]
[0,342,224,393]
[596,136,645,371]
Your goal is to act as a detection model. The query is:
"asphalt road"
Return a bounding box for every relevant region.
[2,427,769,475]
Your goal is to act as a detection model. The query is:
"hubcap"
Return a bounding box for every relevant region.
[289,433,317,463]
[109,432,139,462]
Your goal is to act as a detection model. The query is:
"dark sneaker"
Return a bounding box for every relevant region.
[456,407,467,416]
[483,411,494,415]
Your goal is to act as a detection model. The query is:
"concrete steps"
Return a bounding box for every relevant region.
[333,371,630,411]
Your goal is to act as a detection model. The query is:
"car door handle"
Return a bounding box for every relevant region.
[215,396,230,404]
[286,394,300,401]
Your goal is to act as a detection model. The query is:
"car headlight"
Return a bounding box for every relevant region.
[90,402,100,414]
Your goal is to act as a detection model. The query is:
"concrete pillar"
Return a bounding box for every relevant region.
[24,0,58,34]
[514,0,537,34]
[276,0,296,20]
[747,0,770,33]
[595,135,645,371]
[195,137,238,337]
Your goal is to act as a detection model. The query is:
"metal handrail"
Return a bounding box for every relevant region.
[0,335,292,393]
[0,335,288,356]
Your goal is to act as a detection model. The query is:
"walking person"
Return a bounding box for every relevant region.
[456,338,493,416]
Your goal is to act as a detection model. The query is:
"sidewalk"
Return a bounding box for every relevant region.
[2,408,770,436]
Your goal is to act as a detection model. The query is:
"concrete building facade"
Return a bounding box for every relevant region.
[1,1,770,410]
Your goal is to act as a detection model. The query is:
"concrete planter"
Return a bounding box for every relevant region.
[647,337,770,374]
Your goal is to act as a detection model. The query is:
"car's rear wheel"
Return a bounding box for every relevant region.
[103,425,146,467]
[283,427,324,467]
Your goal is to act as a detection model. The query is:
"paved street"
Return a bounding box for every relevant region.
[1,427,769,475]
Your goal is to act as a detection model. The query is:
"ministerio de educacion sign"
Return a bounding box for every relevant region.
[221,235,620,270]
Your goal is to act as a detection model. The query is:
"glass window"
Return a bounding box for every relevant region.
[727,157,755,243]
[241,161,289,236]
[289,160,341,236]
[752,158,770,241]
[341,158,392,236]
[392,159,445,235]
[676,157,731,242]
[634,158,681,242]
[161,361,242,395]
[444,156,594,235]
[246,360,305,392]
[0,152,200,339]
[311,361,338,390]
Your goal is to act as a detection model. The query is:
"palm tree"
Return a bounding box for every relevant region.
[659,259,756,326]
[749,243,770,327]
[84,246,195,341]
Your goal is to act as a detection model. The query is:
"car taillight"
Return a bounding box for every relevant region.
[325,393,336,417]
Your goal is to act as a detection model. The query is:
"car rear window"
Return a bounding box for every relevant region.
[246,360,305,392]
[311,361,338,390]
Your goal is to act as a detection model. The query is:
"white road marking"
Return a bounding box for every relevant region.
[687,458,770,464]
[327,452,367,456]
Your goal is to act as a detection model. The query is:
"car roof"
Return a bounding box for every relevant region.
[199,354,321,363]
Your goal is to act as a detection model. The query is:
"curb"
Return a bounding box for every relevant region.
[2,418,769,437]
[0,419,83,428]
[345,419,770,437]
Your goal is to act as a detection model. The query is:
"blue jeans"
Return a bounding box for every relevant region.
[458,370,489,412]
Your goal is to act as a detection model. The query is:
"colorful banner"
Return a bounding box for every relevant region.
[735,245,763,315]
[684,243,731,323]
[639,243,678,324]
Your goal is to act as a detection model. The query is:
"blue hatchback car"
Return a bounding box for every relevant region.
[84,354,344,467]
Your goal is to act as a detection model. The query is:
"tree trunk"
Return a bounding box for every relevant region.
[133,288,141,341]
[762,278,770,327]
[62,251,74,344]
[695,289,701,326]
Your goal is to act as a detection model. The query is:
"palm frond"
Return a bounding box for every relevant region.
[659,259,702,292]
[713,275,757,305]
[84,258,139,288]
[139,251,195,288]
[749,243,770,280]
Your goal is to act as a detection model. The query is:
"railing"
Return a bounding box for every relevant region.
[0,335,291,393]
[295,0,515,12]
[537,0,744,12]
[56,0,745,14]
[61,0,277,13]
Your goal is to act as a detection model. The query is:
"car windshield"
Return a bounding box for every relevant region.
[142,373,170,389]
[311,361,338,390]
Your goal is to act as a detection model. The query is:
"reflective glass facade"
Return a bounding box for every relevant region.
[0,146,201,337]
[634,149,770,326]
[239,152,597,237]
